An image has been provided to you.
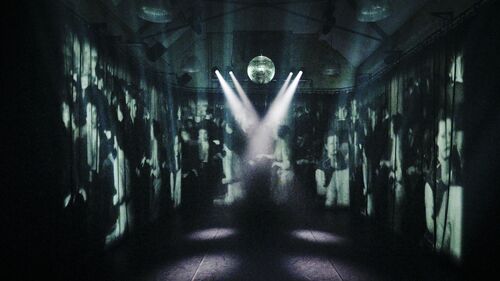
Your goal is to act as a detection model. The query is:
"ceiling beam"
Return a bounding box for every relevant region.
[141,3,256,39]
[266,3,382,41]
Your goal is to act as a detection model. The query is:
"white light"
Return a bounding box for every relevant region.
[215,71,253,131]
[229,72,259,125]
[246,73,298,158]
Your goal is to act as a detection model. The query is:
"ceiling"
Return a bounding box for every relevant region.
[64,0,432,87]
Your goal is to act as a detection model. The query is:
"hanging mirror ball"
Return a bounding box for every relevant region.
[247,55,275,84]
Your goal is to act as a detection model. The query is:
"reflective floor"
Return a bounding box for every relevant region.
[96,194,463,281]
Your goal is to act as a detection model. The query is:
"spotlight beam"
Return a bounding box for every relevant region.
[267,72,293,116]
[229,71,259,123]
[262,71,302,129]
[246,72,300,158]
[215,70,253,131]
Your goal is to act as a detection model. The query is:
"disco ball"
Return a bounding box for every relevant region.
[247,55,275,84]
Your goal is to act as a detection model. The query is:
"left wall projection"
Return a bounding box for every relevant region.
[59,15,174,248]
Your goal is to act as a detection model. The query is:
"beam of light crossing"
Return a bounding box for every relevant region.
[246,72,300,158]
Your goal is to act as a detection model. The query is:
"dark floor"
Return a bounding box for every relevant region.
[91,192,464,281]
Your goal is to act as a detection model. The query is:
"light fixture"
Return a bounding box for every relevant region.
[181,55,201,73]
[138,0,174,24]
[211,66,220,79]
[356,0,392,22]
[322,36,340,76]
[247,55,276,84]
[322,61,341,76]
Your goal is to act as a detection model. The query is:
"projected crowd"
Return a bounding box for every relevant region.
[58,17,465,263]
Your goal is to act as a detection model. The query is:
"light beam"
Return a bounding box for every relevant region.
[215,70,254,132]
[229,71,259,125]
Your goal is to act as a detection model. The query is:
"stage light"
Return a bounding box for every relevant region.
[357,0,392,22]
[212,67,220,79]
[138,0,174,24]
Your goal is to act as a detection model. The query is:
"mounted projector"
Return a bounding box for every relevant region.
[138,0,174,24]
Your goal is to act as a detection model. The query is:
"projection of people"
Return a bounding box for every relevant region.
[293,106,316,195]
[92,116,118,248]
[86,95,100,182]
[148,122,162,221]
[197,127,220,205]
[349,100,367,215]
[371,106,391,222]
[364,107,378,216]
[106,122,130,245]
[214,121,245,206]
[180,128,199,207]
[271,125,294,204]
[72,36,81,81]
[402,122,425,239]
[316,132,350,208]
[170,135,182,208]
[60,95,74,208]
[294,133,315,196]
[424,117,463,260]
[386,114,405,233]
[255,125,294,205]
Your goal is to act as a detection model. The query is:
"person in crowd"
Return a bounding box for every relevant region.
[316,130,350,208]
[257,125,294,205]
[147,121,162,221]
[294,132,316,198]
[372,106,391,224]
[349,100,367,216]
[385,114,405,233]
[180,127,199,209]
[272,125,294,204]
[170,134,182,208]
[93,110,118,249]
[424,116,463,260]
[402,122,425,241]
[106,109,130,243]
[197,126,219,205]
[85,93,100,183]
[214,119,246,205]
[363,106,378,216]
[122,88,148,229]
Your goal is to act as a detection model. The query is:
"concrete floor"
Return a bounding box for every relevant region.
[97,195,463,281]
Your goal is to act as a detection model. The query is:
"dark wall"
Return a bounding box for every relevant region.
[8,1,66,279]
[463,1,500,278]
